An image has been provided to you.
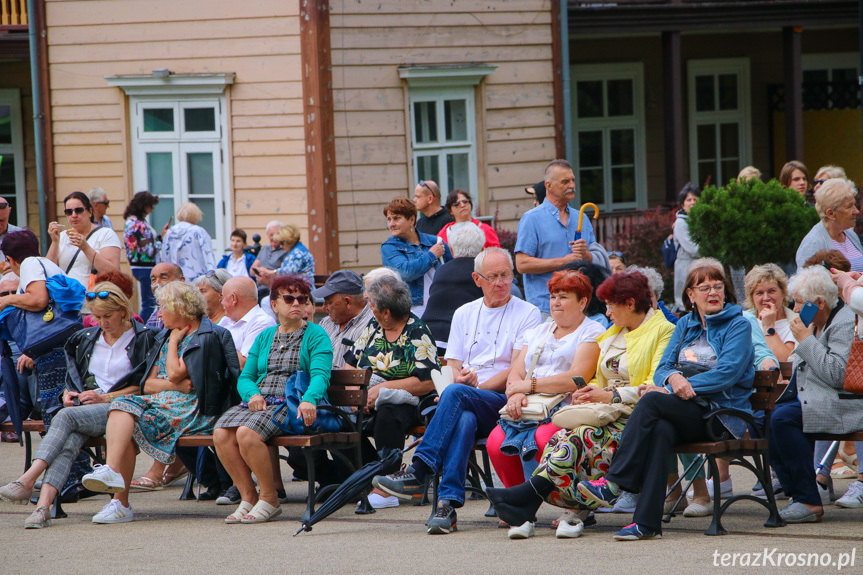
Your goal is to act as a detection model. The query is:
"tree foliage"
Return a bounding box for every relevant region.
[687,177,819,270]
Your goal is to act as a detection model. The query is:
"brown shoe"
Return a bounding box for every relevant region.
[24,506,51,529]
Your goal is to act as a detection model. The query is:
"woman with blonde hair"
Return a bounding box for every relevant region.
[737,166,761,181]
[275,224,315,286]
[0,282,159,528]
[158,202,216,282]
[744,264,798,363]
[81,281,240,524]
[796,178,862,272]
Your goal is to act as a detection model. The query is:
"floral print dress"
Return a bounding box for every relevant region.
[109,334,216,464]
[276,241,315,287]
[344,314,439,383]
[124,216,159,265]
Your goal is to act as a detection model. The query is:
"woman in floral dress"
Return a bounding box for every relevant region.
[345,273,439,452]
[123,191,162,322]
[81,281,240,524]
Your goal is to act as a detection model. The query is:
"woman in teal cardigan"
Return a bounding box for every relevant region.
[214,275,332,524]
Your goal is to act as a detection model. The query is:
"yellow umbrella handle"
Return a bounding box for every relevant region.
[577,203,600,233]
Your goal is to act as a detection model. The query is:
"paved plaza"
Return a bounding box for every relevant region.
[0,439,861,575]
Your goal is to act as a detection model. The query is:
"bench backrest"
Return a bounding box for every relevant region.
[778,361,793,380]
[750,369,781,413]
[327,368,371,409]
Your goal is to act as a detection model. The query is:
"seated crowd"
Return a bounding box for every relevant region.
[1,161,863,545]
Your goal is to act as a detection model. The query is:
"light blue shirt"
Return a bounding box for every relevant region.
[515,200,609,313]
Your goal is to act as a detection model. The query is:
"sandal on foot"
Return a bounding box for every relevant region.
[130,476,164,491]
[839,448,859,472]
[241,499,282,524]
[24,506,51,529]
[831,464,858,479]
[0,480,33,502]
[225,501,254,524]
[162,469,189,487]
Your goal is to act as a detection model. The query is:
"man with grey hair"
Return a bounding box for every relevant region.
[88,187,112,229]
[250,220,287,288]
[515,159,610,318]
[145,262,185,330]
[373,247,541,534]
[312,270,374,368]
[414,180,453,236]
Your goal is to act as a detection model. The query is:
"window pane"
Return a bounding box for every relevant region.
[0,105,11,145]
[413,101,437,144]
[184,107,216,132]
[610,129,634,165]
[718,74,738,111]
[578,131,603,168]
[695,75,715,112]
[607,79,634,117]
[803,70,828,84]
[150,198,174,232]
[576,80,603,118]
[696,124,716,161]
[611,167,636,203]
[833,68,856,82]
[721,160,739,185]
[444,100,468,142]
[697,160,715,188]
[579,169,603,205]
[446,153,470,195]
[416,154,440,185]
[187,153,215,196]
[143,108,174,132]
[719,123,739,158]
[147,153,174,195]
[0,155,15,198]
[192,198,216,240]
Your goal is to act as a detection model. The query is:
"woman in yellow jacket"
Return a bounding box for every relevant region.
[488,271,675,539]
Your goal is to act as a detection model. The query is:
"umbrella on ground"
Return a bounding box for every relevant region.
[575,202,599,241]
[294,438,421,536]
[1,340,23,440]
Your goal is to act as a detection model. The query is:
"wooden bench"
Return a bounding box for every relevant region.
[0,368,371,521]
[668,370,785,535]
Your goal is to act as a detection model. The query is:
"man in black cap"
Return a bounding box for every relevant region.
[312,270,375,367]
[525,181,547,208]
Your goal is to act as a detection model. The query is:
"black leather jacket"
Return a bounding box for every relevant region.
[64,321,160,393]
[141,318,241,417]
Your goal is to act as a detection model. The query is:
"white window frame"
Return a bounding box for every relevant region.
[803,52,859,78]
[129,96,229,252]
[0,89,27,226]
[571,63,647,211]
[687,58,752,188]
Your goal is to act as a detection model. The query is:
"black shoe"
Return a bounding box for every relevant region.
[427,502,457,535]
[197,486,220,501]
[215,485,241,506]
[371,465,430,502]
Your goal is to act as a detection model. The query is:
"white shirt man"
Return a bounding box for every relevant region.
[218,277,276,367]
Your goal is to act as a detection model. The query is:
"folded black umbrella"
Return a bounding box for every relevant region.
[294,438,421,536]
[1,340,23,440]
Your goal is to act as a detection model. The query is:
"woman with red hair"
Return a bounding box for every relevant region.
[487,271,675,539]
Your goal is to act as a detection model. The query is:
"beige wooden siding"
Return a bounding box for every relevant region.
[0,61,38,230]
[331,0,556,273]
[45,0,308,257]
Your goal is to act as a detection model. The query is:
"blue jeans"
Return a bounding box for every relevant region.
[770,400,820,506]
[413,384,506,506]
[131,267,156,322]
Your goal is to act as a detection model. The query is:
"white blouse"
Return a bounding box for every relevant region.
[521,317,605,379]
[89,329,135,393]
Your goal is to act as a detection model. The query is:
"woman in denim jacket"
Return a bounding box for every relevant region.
[380,196,452,318]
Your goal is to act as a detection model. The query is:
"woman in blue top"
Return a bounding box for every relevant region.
[380,196,452,318]
[274,224,315,287]
[574,258,754,541]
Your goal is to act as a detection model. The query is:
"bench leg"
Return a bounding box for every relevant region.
[425,473,440,526]
[23,431,32,473]
[302,447,317,523]
[179,472,196,501]
[51,493,68,519]
[757,452,786,528]
[703,455,727,536]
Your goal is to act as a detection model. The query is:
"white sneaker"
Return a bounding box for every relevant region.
[836,481,863,509]
[82,464,126,494]
[689,477,732,499]
[816,481,835,505]
[367,493,399,509]
[555,517,584,538]
[610,490,638,513]
[92,499,134,524]
[754,474,787,500]
[507,521,536,539]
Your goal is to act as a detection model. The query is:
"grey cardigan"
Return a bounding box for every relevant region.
[779,303,863,434]
[795,221,863,272]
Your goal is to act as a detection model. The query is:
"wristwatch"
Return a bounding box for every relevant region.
[610,388,622,404]
[765,327,776,336]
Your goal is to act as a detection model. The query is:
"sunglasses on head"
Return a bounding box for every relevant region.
[279,294,309,305]
[0,291,11,297]
[64,207,87,216]
[609,251,624,257]
[418,180,430,190]
[0,202,9,210]
[85,291,111,301]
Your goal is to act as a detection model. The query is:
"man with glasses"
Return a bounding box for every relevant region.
[373,247,541,534]
[414,180,453,236]
[516,159,610,320]
[145,262,185,330]
[88,187,112,230]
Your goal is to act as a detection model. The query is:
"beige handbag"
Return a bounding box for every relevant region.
[551,401,633,429]
[499,323,568,422]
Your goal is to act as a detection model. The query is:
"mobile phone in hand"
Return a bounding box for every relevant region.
[571,376,587,389]
[799,301,818,327]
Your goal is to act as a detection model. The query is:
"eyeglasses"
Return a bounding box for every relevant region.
[85,291,111,301]
[64,207,87,216]
[0,291,11,297]
[609,251,624,258]
[453,199,471,208]
[694,283,725,294]
[204,270,218,278]
[96,200,110,207]
[814,179,827,186]
[0,202,9,210]
[279,294,309,305]
[476,272,513,285]
[418,180,430,190]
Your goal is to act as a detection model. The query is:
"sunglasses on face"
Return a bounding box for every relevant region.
[453,199,471,208]
[279,294,309,305]
[64,207,87,216]
[813,179,827,186]
[96,200,110,207]
[86,291,111,301]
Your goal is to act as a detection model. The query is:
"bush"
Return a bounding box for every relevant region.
[687,178,820,270]
[614,207,677,303]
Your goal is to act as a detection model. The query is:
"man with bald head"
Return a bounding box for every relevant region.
[145,262,185,329]
[218,277,275,368]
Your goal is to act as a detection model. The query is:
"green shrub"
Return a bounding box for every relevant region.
[687,178,819,270]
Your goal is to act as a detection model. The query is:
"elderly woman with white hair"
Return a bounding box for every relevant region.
[813,165,847,193]
[422,222,485,351]
[194,269,232,325]
[796,178,862,272]
[158,202,216,282]
[769,266,861,523]
[89,187,112,229]
[627,265,678,325]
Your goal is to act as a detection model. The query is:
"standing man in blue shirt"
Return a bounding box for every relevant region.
[515,159,610,318]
